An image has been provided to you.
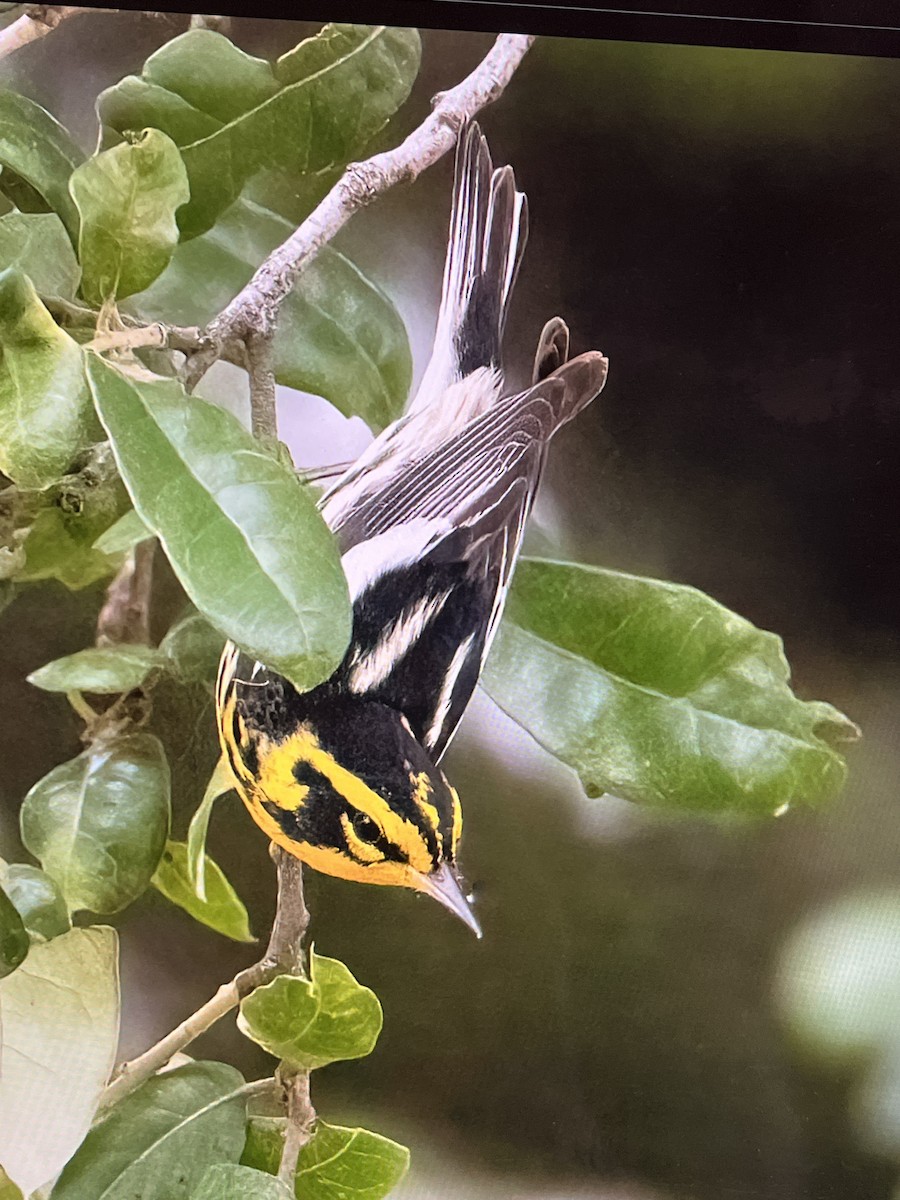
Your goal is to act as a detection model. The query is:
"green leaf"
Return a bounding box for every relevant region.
[0,926,119,1197]
[0,1167,22,1200]
[51,1061,247,1200]
[133,197,412,431]
[483,559,859,815]
[238,950,382,1070]
[153,840,253,943]
[0,863,69,940]
[0,212,80,297]
[86,356,352,691]
[19,505,122,589]
[193,1165,293,1199]
[91,506,151,554]
[20,733,171,915]
[0,90,84,240]
[187,757,234,900]
[69,129,189,304]
[241,1117,409,1200]
[101,25,420,238]
[0,887,28,978]
[0,268,97,488]
[160,609,225,685]
[27,644,160,694]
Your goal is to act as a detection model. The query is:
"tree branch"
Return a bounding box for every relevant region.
[96,539,156,647]
[279,1070,315,1183]
[99,843,309,1110]
[0,5,91,59]
[182,31,535,390]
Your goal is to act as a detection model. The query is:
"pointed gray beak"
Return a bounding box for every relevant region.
[417,862,482,938]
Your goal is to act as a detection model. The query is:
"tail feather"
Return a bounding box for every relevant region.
[409,122,528,414]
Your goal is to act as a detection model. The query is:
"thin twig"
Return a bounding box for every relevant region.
[279,1070,315,1183]
[0,5,91,59]
[182,31,535,390]
[245,331,278,441]
[99,844,309,1110]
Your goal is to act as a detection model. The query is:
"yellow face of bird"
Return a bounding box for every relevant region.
[217,683,478,933]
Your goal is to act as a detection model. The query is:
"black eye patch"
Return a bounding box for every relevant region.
[351,811,381,844]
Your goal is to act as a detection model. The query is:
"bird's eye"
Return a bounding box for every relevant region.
[351,811,381,844]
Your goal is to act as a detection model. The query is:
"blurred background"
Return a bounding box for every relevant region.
[2,11,900,1199]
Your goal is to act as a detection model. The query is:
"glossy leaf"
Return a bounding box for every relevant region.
[483,559,859,815]
[0,863,69,940]
[0,269,97,488]
[0,926,119,1197]
[238,950,382,1070]
[51,1061,247,1200]
[86,356,352,692]
[0,887,28,978]
[27,644,160,694]
[0,90,83,239]
[20,733,171,915]
[193,1165,293,1199]
[0,212,80,297]
[153,840,253,943]
[133,197,412,431]
[160,609,224,685]
[69,129,189,304]
[101,25,420,238]
[241,1117,410,1200]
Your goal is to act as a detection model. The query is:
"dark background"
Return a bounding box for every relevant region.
[2,12,900,1200]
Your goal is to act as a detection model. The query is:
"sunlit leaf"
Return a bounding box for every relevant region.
[0,269,97,488]
[69,129,189,304]
[160,608,224,686]
[20,733,171,915]
[101,25,420,238]
[483,558,859,815]
[19,505,123,589]
[241,1116,409,1199]
[86,356,352,692]
[51,1061,247,1200]
[193,1164,293,1199]
[0,887,28,978]
[153,840,253,943]
[0,212,80,297]
[238,950,382,1070]
[0,926,119,1197]
[0,862,69,940]
[133,197,412,431]
[91,506,152,555]
[27,644,160,694]
[0,90,83,240]
[187,756,235,900]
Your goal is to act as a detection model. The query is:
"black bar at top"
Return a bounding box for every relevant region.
[81,0,900,56]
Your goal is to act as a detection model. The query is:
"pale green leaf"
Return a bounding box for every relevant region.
[69,129,189,304]
[483,558,859,815]
[193,1164,293,1199]
[0,927,119,1197]
[160,609,224,686]
[241,1117,410,1200]
[238,950,382,1070]
[27,644,160,694]
[100,25,421,238]
[91,507,151,555]
[153,840,253,943]
[0,90,83,239]
[0,863,69,940]
[0,268,97,488]
[18,505,123,589]
[133,197,412,432]
[86,356,352,692]
[20,733,171,915]
[187,756,235,901]
[50,1061,247,1200]
[0,1166,22,1200]
[0,887,27,978]
[0,212,80,297]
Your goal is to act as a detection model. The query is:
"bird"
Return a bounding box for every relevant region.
[215,122,608,938]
